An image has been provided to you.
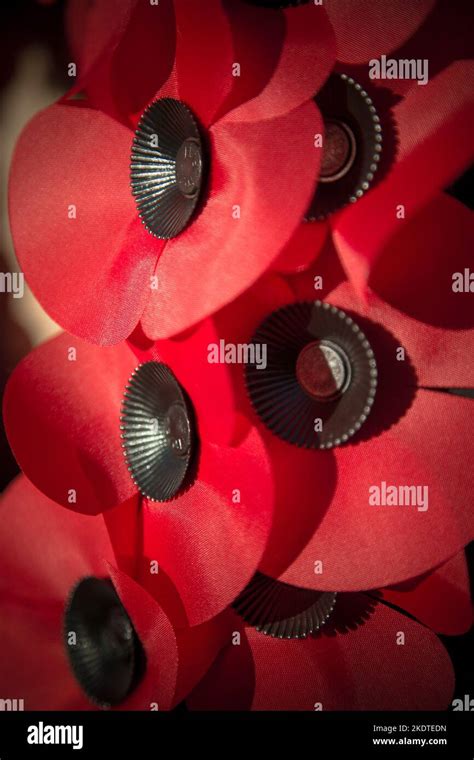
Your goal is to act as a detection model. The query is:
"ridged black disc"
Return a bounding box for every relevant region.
[121,362,194,502]
[64,577,143,708]
[131,98,204,238]
[306,73,383,220]
[245,301,377,449]
[234,573,336,639]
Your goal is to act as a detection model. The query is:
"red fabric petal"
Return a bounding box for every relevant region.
[280,388,474,591]
[143,428,274,626]
[217,1,335,124]
[3,334,138,514]
[188,599,454,710]
[174,613,234,706]
[368,0,474,96]
[326,0,435,65]
[66,0,135,90]
[67,0,176,120]
[9,103,160,345]
[369,194,474,340]
[213,272,297,444]
[259,437,337,581]
[334,62,474,295]
[149,320,238,447]
[142,101,321,338]
[108,566,178,711]
[273,220,328,275]
[383,553,473,636]
[0,477,180,711]
[331,277,474,389]
[174,0,234,128]
[0,477,113,709]
[104,498,234,704]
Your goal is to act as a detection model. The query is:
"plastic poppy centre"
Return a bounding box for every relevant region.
[296,340,351,401]
[176,138,203,198]
[319,119,356,183]
[107,606,134,648]
[164,402,192,457]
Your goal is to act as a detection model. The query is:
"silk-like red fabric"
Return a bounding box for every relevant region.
[188,597,455,711]
[205,252,474,590]
[9,0,335,345]
[0,476,178,710]
[382,553,473,636]
[3,335,274,625]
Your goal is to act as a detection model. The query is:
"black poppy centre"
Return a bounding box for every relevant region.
[64,577,145,707]
[245,301,377,449]
[131,98,204,239]
[306,73,383,220]
[120,362,195,501]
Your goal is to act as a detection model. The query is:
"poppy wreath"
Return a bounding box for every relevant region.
[2,0,474,712]
[0,477,471,710]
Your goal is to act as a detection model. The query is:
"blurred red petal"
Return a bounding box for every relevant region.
[189,599,454,710]
[9,103,161,344]
[108,566,178,711]
[174,613,234,705]
[219,1,335,123]
[332,278,474,389]
[67,0,176,119]
[0,477,180,710]
[143,428,274,625]
[280,389,474,591]
[4,334,137,514]
[370,194,474,338]
[259,437,337,581]
[142,101,321,338]
[326,0,435,64]
[174,0,234,127]
[273,220,328,274]
[334,62,474,294]
[383,552,473,636]
[149,320,238,447]
[0,477,113,709]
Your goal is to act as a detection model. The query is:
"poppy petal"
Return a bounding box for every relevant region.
[334,61,474,295]
[279,389,474,591]
[9,103,161,345]
[174,0,234,127]
[3,334,137,514]
[273,221,328,275]
[142,428,274,626]
[382,552,473,636]
[0,477,113,709]
[326,0,435,65]
[219,1,335,124]
[188,598,454,710]
[142,101,321,338]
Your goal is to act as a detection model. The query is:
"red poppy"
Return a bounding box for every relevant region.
[0,476,180,710]
[2,332,275,626]
[188,552,471,710]
[275,1,474,298]
[202,206,474,592]
[9,0,335,345]
[1,476,469,711]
